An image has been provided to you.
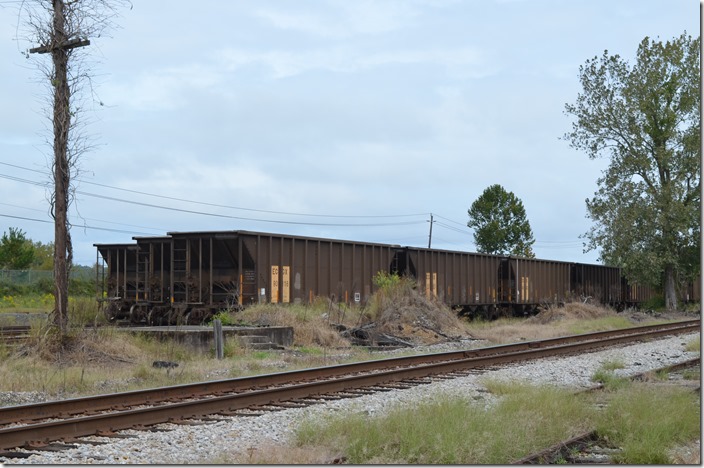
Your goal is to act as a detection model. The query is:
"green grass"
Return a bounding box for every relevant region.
[0,293,54,311]
[591,370,631,391]
[294,383,593,464]
[597,384,700,464]
[684,338,700,353]
[682,369,700,380]
[600,358,626,371]
[566,316,633,335]
[284,379,700,465]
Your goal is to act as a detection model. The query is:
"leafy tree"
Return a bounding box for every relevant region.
[31,240,54,270]
[467,184,535,257]
[564,32,700,311]
[0,228,36,270]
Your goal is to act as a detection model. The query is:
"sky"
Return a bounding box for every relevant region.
[0,0,698,267]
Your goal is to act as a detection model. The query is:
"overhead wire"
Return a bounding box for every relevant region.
[0,162,425,219]
[0,213,155,236]
[0,163,585,248]
[0,169,427,227]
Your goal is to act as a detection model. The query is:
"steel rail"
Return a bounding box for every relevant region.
[0,320,698,427]
[0,326,31,345]
[0,321,699,450]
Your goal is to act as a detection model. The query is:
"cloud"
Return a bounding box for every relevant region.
[102,64,225,111]
[218,44,488,79]
[253,0,424,38]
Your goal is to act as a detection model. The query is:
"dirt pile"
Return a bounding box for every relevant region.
[365,281,469,346]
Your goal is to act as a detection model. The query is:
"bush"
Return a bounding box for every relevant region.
[641,295,665,311]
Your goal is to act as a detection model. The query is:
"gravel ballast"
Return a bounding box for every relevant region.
[2,332,700,464]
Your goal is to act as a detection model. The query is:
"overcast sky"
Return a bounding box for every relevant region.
[0,0,698,266]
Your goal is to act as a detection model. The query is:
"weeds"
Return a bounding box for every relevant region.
[684,338,700,353]
[591,367,631,391]
[600,358,626,371]
[292,384,593,464]
[597,384,700,464]
[681,369,700,380]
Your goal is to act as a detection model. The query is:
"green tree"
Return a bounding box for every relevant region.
[31,240,54,270]
[0,227,36,270]
[564,32,700,311]
[467,184,535,258]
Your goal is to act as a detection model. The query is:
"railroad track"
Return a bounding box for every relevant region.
[0,319,698,454]
[513,358,701,464]
[0,325,31,347]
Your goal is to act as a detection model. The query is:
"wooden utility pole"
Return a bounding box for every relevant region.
[428,213,433,248]
[30,0,90,333]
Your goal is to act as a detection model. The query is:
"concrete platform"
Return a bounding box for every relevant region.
[119,325,294,351]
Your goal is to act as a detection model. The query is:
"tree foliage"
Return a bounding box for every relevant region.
[0,228,36,270]
[467,184,535,258]
[31,240,54,270]
[564,32,700,311]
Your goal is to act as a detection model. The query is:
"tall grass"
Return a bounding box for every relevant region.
[597,384,700,464]
[236,302,350,348]
[294,383,593,464]
[281,380,700,465]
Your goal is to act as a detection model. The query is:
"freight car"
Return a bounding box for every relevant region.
[95,242,140,323]
[96,230,400,324]
[95,229,681,324]
[393,248,641,318]
[392,247,576,318]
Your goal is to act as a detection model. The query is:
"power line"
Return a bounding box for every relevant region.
[0,170,427,227]
[0,213,156,236]
[0,201,164,232]
[0,162,425,219]
[0,164,587,246]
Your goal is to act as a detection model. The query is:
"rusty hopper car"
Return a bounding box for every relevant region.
[506,257,572,313]
[571,262,622,306]
[395,247,573,318]
[620,277,658,309]
[96,231,400,324]
[96,229,689,325]
[393,247,503,318]
[94,243,139,322]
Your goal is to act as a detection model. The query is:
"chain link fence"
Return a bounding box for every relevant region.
[0,268,96,286]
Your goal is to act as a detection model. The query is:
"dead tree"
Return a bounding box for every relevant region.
[20,0,128,333]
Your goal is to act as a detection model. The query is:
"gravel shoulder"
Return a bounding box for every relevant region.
[2,331,699,465]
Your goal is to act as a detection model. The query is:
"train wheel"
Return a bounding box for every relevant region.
[104,302,118,322]
[129,304,148,324]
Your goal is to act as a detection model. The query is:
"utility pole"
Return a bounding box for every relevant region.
[30,0,90,333]
[428,213,434,248]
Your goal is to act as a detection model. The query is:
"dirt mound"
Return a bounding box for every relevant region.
[370,282,468,345]
[527,302,616,324]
